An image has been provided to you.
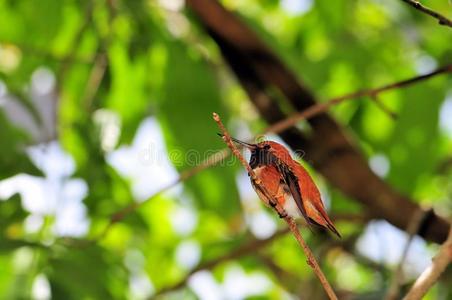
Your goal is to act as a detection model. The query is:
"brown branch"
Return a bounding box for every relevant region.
[186,0,451,244]
[284,218,338,300]
[370,94,399,120]
[403,227,452,300]
[81,6,450,242]
[51,1,94,144]
[57,1,94,81]
[92,64,451,245]
[213,112,338,300]
[385,209,429,300]
[82,53,108,111]
[436,156,452,175]
[151,227,290,298]
[400,0,452,28]
[264,64,452,135]
[88,148,231,243]
[152,213,369,298]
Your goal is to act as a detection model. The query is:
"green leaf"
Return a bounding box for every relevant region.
[386,84,445,194]
[47,246,128,299]
[0,194,28,229]
[0,111,42,179]
[158,41,240,217]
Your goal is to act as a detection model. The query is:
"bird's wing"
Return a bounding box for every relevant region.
[273,158,309,220]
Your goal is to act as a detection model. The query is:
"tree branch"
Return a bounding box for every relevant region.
[91,63,452,245]
[213,112,338,300]
[186,0,451,244]
[403,227,452,300]
[57,1,94,82]
[151,227,290,298]
[400,0,452,28]
[82,53,108,111]
[152,213,369,298]
[92,149,230,242]
[264,65,452,135]
[84,1,451,243]
[385,209,429,300]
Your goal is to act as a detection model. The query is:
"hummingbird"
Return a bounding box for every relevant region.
[228,136,341,238]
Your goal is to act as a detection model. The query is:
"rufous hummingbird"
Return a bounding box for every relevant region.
[229,136,341,238]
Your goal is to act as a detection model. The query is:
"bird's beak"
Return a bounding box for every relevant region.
[217,134,256,149]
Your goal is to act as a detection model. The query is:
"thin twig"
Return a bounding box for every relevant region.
[61,149,230,247]
[403,227,452,300]
[400,0,452,28]
[284,218,338,300]
[92,64,452,244]
[213,112,338,300]
[264,64,452,134]
[82,53,108,110]
[52,1,94,144]
[385,209,428,300]
[151,227,290,298]
[436,156,452,175]
[57,1,94,82]
[370,93,398,120]
[152,213,368,298]
[89,148,231,242]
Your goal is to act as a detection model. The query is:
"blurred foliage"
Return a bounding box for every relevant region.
[0,0,451,299]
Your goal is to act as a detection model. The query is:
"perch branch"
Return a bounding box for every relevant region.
[93,64,452,244]
[31,0,452,250]
[186,0,451,244]
[213,112,338,300]
[403,227,452,300]
[399,0,452,28]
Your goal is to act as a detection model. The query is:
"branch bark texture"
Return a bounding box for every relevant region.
[400,0,452,28]
[213,112,338,300]
[403,228,452,300]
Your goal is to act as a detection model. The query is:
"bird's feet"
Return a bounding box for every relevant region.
[278,211,288,218]
[269,201,287,218]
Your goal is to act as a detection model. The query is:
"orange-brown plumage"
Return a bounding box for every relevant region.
[231,138,340,238]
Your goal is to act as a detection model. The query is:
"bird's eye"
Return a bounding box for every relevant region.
[263,144,270,150]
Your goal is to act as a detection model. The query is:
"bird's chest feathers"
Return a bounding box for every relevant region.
[252,166,302,218]
[253,166,282,194]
